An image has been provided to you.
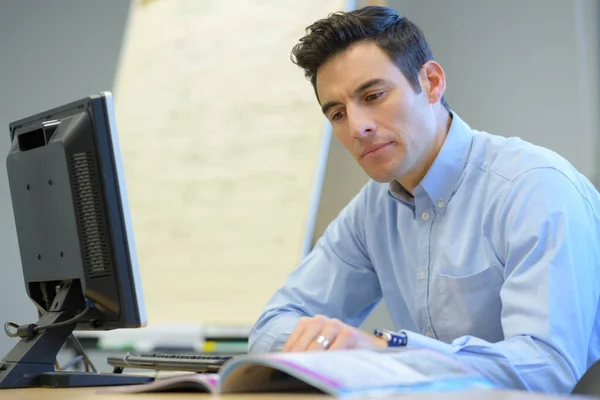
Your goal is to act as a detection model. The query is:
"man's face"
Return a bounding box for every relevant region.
[316,41,439,184]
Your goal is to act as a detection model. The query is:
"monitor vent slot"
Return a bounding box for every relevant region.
[69,152,113,279]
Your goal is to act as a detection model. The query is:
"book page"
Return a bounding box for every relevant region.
[258,350,430,390]
[220,363,320,394]
[219,349,494,396]
[97,373,219,394]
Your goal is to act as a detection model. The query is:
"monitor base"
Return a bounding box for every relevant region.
[35,371,153,387]
[0,280,150,389]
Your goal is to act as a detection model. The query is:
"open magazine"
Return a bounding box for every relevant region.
[99,348,495,397]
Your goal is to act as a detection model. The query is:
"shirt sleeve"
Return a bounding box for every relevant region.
[406,167,600,393]
[248,183,382,353]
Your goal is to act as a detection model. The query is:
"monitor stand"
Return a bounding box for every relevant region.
[0,281,152,389]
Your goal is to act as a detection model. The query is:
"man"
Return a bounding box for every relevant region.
[248,5,600,394]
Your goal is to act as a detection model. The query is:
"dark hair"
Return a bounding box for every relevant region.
[291,6,449,112]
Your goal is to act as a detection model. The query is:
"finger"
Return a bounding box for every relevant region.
[327,326,356,350]
[306,318,343,351]
[288,315,328,352]
[282,317,309,352]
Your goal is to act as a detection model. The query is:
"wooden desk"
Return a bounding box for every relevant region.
[0,388,591,399]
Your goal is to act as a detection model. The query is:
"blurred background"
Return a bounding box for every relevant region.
[0,0,598,365]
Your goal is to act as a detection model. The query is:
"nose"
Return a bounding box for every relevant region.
[347,106,376,139]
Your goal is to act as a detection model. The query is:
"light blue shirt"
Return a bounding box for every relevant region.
[248,113,600,393]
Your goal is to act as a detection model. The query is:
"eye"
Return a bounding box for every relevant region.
[331,110,345,122]
[365,92,385,102]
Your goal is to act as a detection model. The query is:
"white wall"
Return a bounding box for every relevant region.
[310,0,600,332]
[0,0,131,356]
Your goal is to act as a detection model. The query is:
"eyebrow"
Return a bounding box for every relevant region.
[320,78,386,115]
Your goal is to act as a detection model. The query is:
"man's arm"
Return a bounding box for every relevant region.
[404,167,600,393]
[248,183,382,353]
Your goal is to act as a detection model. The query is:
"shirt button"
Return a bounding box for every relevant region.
[418,272,427,281]
[437,201,444,208]
[421,212,430,221]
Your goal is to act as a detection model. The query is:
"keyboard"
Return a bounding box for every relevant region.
[107,352,240,373]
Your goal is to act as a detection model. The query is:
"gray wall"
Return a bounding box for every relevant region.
[309,0,600,332]
[0,0,131,356]
[391,0,600,181]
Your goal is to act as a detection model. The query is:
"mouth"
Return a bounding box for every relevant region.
[360,142,393,158]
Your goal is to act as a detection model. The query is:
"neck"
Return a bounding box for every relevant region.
[397,108,452,194]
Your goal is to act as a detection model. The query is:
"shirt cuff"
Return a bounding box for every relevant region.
[402,329,456,355]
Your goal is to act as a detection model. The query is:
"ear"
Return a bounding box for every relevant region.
[419,61,446,105]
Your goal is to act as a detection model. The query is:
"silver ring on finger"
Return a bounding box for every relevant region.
[315,335,331,349]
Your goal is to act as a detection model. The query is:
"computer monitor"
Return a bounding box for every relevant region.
[0,92,152,388]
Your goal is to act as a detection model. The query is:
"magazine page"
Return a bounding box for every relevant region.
[219,348,494,397]
[219,359,326,394]
[96,373,219,394]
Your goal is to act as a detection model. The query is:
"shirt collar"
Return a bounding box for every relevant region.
[388,112,474,210]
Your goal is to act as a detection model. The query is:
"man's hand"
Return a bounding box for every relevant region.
[282,315,388,352]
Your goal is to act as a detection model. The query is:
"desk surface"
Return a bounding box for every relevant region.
[0,388,592,399]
